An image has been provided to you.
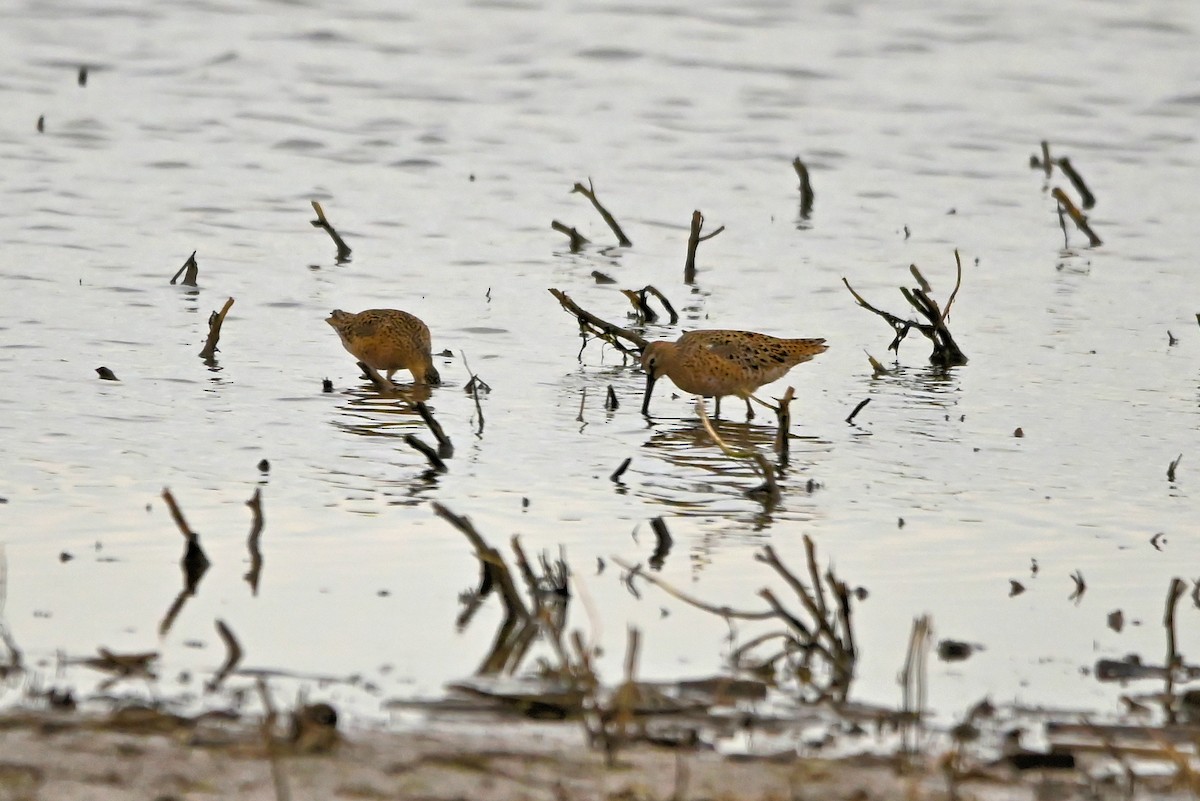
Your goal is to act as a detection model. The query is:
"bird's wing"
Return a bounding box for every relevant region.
[686,330,816,372]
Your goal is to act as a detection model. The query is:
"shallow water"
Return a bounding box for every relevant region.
[1,0,1199,726]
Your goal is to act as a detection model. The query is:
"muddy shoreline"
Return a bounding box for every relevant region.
[0,706,1186,800]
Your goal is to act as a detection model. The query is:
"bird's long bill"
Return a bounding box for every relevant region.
[641,366,658,416]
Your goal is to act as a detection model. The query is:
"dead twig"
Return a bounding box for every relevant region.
[198,297,235,362]
[310,200,352,262]
[405,434,447,473]
[571,179,631,246]
[846,398,871,425]
[683,210,725,284]
[1056,157,1095,209]
[548,288,648,354]
[843,251,967,366]
[1051,187,1102,247]
[415,401,453,458]
[793,157,814,218]
[170,250,198,286]
[551,220,590,252]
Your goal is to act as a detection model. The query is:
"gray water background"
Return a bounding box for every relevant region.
[1,0,1199,725]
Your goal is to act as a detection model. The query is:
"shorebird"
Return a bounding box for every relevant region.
[640,330,827,418]
[326,309,441,384]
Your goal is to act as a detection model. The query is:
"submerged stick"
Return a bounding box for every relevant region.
[551,220,590,252]
[1051,187,1102,247]
[683,210,725,284]
[310,200,352,261]
[793,157,814,218]
[170,251,198,286]
[571,179,631,246]
[198,297,235,361]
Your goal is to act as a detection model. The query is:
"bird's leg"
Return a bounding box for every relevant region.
[713,396,721,418]
[744,397,754,421]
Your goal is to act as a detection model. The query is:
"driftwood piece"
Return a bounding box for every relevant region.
[683,210,725,284]
[310,200,352,261]
[170,251,198,286]
[1051,187,1102,247]
[551,220,590,252]
[198,297,235,362]
[619,285,679,325]
[793,157,814,218]
[548,288,648,355]
[571,179,631,246]
[843,251,967,367]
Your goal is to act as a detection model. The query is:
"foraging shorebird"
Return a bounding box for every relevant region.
[326,309,441,384]
[640,329,827,417]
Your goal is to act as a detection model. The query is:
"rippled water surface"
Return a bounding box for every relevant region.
[1,0,1199,725]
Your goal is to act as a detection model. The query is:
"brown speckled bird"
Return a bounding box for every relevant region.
[641,330,827,417]
[326,309,441,385]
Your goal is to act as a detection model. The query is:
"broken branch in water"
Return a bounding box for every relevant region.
[843,250,968,366]
[1051,187,1102,247]
[244,487,264,595]
[1168,454,1182,482]
[170,251,198,286]
[551,220,590,252]
[198,297,235,362]
[793,157,814,218]
[683,210,725,284]
[355,361,396,394]
[773,386,794,463]
[548,288,648,355]
[404,434,447,473]
[610,457,631,483]
[620,285,679,325]
[1030,140,1054,177]
[415,401,453,458]
[310,200,352,261]
[571,179,631,246]
[846,398,871,425]
[461,351,487,436]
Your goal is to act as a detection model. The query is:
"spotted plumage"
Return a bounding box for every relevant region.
[640,329,827,417]
[326,309,441,385]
